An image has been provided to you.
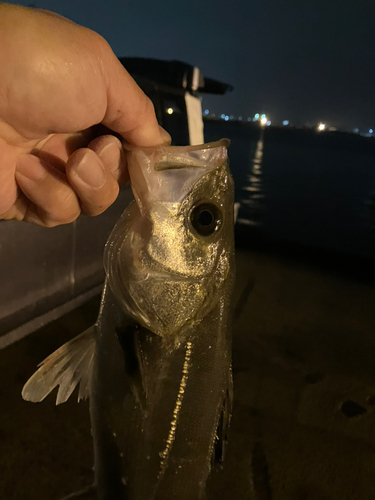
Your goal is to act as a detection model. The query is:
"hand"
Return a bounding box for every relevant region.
[0,4,170,227]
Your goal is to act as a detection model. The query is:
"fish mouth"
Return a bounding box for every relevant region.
[124,138,230,155]
[124,139,231,212]
[153,139,231,171]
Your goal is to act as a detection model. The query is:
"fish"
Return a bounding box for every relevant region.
[22,138,235,500]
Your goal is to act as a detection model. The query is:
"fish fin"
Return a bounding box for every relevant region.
[213,367,233,465]
[234,202,240,223]
[22,327,96,405]
[59,485,96,499]
[116,323,147,411]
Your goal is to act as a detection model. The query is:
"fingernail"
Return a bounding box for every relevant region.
[16,154,47,182]
[97,140,122,171]
[75,154,106,188]
[158,126,172,145]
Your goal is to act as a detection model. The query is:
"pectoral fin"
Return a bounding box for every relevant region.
[22,326,96,405]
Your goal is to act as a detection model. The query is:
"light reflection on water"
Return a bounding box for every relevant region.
[237,132,265,227]
[204,119,375,258]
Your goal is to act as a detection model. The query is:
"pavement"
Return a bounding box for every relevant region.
[1,243,375,500]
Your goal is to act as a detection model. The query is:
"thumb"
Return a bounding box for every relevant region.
[97,43,171,147]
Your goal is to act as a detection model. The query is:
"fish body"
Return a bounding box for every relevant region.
[23,139,235,500]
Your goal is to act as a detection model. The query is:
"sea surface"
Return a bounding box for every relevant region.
[205,120,375,259]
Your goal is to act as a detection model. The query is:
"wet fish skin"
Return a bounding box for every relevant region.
[92,284,233,500]
[22,139,235,500]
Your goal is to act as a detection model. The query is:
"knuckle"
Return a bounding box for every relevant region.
[56,186,77,210]
[128,95,155,129]
[45,188,80,225]
[123,95,156,137]
[90,30,111,51]
[139,95,155,121]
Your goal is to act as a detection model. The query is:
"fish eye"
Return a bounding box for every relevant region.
[190,203,222,237]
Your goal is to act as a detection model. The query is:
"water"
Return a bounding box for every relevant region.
[205,120,375,259]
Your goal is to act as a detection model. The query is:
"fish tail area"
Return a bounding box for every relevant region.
[59,485,96,499]
[22,326,96,405]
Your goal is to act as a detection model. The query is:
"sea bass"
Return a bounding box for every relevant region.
[22,139,235,500]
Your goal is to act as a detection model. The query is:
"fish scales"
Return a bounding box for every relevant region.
[22,139,235,500]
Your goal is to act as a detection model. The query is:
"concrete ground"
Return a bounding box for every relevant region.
[1,243,375,500]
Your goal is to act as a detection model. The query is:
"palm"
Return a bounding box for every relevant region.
[0,4,166,226]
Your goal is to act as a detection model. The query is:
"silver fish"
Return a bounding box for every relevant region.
[22,139,235,500]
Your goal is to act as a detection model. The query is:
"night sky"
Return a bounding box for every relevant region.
[7,0,375,131]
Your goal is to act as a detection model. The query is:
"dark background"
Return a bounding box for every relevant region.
[8,0,375,131]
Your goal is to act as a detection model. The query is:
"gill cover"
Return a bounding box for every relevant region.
[104,139,233,337]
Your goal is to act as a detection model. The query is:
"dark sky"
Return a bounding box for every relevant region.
[8,0,375,131]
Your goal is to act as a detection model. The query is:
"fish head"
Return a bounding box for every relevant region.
[104,139,234,338]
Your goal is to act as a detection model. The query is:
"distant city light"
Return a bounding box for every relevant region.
[229,115,234,120]
[261,114,266,119]
[204,109,209,115]
[167,108,174,115]
[283,120,289,126]
[267,120,271,126]
[254,113,260,120]
[247,117,252,122]
[260,116,268,126]
[370,129,374,134]
[318,122,326,131]
[238,116,242,121]
[221,114,225,120]
[353,128,359,134]
[225,115,229,121]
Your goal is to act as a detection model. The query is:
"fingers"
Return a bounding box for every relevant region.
[9,135,127,226]
[32,129,97,170]
[86,135,128,186]
[15,153,81,227]
[66,147,120,217]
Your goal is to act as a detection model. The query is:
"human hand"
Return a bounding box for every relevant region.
[0,3,170,227]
